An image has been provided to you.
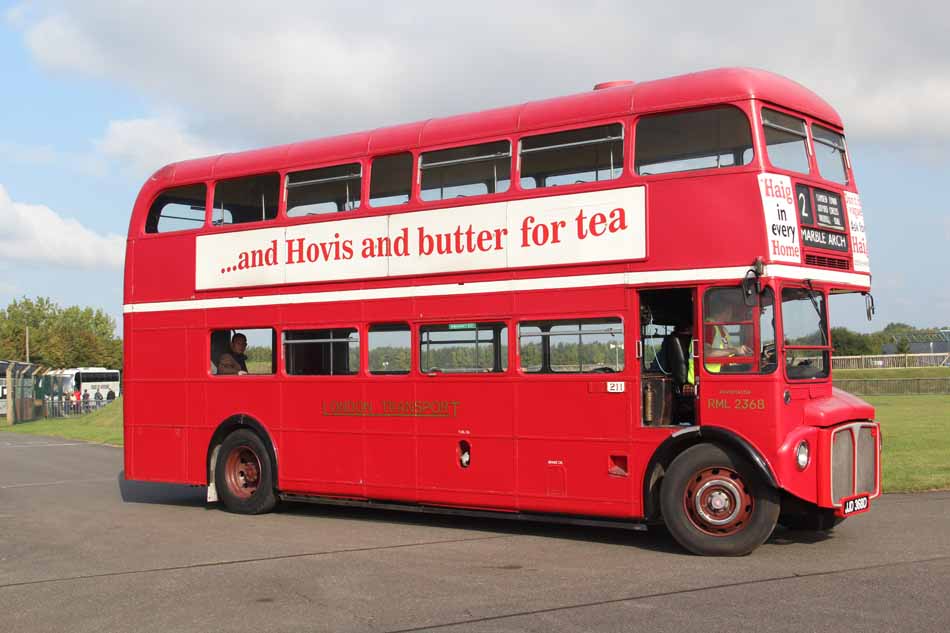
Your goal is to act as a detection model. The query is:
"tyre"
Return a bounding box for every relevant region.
[660,443,779,556]
[214,429,278,514]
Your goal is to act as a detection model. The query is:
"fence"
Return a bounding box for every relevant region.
[832,353,950,369]
[44,398,116,418]
[834,378,950,396]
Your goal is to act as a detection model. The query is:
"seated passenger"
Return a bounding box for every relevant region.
[217,333,249,375]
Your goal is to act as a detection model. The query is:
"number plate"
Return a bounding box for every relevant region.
[607,381,625,393]
[837,494,870,517]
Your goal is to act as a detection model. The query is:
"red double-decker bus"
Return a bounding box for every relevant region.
[123,68,878,555]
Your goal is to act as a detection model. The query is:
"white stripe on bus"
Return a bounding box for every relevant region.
[123,265,870,314]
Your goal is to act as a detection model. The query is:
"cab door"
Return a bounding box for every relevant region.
[697,284,778,447]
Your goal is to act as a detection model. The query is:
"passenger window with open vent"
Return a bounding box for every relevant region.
[520,124,623,189]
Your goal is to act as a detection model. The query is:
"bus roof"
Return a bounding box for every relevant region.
[148,67,841,185]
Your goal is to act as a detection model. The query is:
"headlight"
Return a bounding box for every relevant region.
[795,440,810,470]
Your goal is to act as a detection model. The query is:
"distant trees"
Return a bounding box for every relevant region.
[0,297,122,368]
[831,322,948,356]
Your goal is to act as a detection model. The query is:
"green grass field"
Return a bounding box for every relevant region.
[2,394,947,492]
[0,398,124,446]
[867,395,950,492]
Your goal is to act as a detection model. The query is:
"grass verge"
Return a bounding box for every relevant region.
[868,395,950,492]
[2,394,947,492]
[0,397,124,446]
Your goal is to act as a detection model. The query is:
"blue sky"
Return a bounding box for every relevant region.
[1,1,948,335]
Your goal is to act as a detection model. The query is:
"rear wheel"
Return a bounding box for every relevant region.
[215,429,277,514]
[661,443,779,556]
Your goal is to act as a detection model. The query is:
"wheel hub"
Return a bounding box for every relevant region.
[684,467,754,536]
[224,446,262,499]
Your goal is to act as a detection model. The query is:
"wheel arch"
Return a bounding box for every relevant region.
[642,426,779,520]
[206,414,279,487]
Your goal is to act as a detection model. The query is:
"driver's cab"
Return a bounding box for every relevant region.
[638,279,831,429]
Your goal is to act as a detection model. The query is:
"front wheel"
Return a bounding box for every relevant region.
[660,443,779,556]
[215,429,277,514]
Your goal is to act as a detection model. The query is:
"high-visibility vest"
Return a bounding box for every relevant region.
[706,325,728,374]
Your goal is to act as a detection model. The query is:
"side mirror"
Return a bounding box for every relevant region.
[864,293,875,321]
[741,270,761,307]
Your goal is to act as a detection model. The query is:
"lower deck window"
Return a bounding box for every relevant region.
[420,323,508,373]
[519,318,624,373]
[284,328,360,375]
[369,324,411,374]
[211,329,275,375]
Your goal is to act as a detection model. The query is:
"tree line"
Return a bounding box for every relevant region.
[0,297,122,369]
[830,322,948,356]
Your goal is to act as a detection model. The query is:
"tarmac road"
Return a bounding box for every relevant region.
[1,432,948,633]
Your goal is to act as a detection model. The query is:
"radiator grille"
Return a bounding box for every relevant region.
[832,430,854,502]
[856,427,876,494]
[831,424,878,504]
[806,254,850,270]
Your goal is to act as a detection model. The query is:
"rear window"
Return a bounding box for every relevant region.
[520,124,623,189]
[635,107,753,175]
[145,183,206,233]
[212,173,280,226]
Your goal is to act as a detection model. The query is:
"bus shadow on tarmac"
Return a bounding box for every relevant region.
[115,471,837,552]
[117,470,206,507]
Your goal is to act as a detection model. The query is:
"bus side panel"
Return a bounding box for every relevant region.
[126,325,189,482]
[131,234,196,303]
[415,380,516,510]
[279,379,365,497]
[646,174,765,271]
[516,378,634,517]
[363,379,418,502]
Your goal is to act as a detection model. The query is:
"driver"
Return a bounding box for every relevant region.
[704,292,753,373]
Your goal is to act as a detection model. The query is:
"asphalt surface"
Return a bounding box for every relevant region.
[1,432,948,633]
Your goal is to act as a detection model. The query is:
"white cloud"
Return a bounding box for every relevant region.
[13,1,950,153]
[0,184,125,270]
[95,115,228,177]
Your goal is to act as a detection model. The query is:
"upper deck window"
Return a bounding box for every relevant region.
[286,163,361,217]
[145,183,206,234]
[212,173,280,226]
[635,107,753,175]
[763,108,810,175]
[812,124,849,184]
[370,153,412,207]
[520,124,623,189]
[420,141,510,201]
